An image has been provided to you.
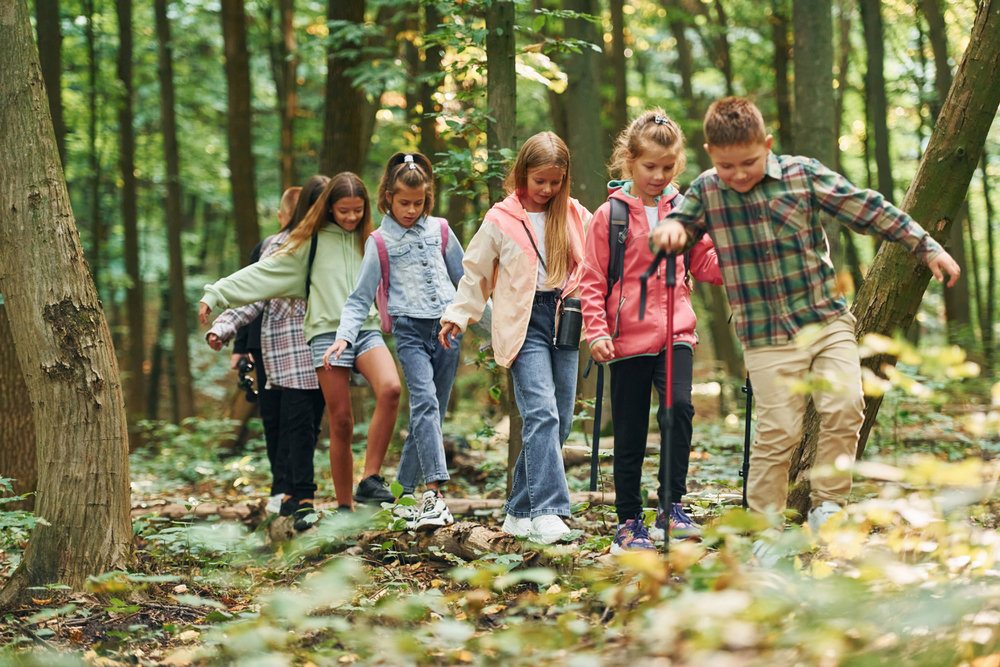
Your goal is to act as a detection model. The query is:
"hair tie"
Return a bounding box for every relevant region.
[653,116,671,126]
[403,154,417,170]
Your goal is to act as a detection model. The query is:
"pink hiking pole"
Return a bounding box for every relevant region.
[640,249,676,555]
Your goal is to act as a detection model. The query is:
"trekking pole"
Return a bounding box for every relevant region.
[741,375,753,510]
[583,357,604,493]
[640,248,675,556]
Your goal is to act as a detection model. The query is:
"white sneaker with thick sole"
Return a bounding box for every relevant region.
[265,495,283,514]
[529,515,571,544]
[501,514,532,537]
[750,527,786,568]
[414,490,454,528]
[392,493,421,528]
[807,501,844,536]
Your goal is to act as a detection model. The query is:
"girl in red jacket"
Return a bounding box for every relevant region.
[579,110,722,554]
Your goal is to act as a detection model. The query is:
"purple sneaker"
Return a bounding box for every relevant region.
[610,516,656,555]
[650,503,701,541]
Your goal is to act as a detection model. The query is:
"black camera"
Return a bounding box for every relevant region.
[236,356,257,403]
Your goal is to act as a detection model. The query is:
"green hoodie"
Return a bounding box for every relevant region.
[201,222,379,343]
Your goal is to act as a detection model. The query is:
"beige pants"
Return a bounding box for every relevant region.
[744,313,864,515]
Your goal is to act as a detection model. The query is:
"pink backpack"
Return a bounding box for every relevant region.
[370,218,450,334]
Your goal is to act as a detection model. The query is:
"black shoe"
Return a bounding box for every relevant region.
[293,502,318,532]
[279,497,298,517]
[353,474,394,505]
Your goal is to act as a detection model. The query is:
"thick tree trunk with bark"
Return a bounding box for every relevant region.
[221,0,260,267]
[787,0,1000,516]
[563,0,607,213]
[34,0,65,167]
[0,0,132,604]
[117,0,145,418]
[154,0,195,421]
[0,303,36,512]
[321,0,366,176]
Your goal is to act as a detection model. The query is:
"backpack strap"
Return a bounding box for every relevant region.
[606,198,629,300]
[371,230,390,287]
[439,217,449,256]
[304,232,319,302]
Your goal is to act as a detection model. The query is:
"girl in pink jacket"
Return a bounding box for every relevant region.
[440,132,590,544]
[579,110,722,554]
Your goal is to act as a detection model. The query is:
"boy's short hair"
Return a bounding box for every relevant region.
[704,97,767,147]
[280,186,302,217]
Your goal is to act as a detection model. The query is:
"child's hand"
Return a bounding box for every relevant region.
[590,339,615,363]
[323,340,349,369]
[230,353,248,370]
[206,333,225,351]
[438,322,461,349]
[198,302,212,326]
[928,251,961,287]
[649,220,687,253]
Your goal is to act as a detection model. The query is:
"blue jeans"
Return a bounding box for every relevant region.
[394,316,462,494]
[505,292,578,519]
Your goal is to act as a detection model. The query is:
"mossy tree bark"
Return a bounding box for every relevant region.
[0,0,133,605]
[787,0,1000,516]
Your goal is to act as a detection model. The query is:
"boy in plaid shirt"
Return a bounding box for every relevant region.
[651,97,960,540]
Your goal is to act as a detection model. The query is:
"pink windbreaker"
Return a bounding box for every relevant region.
[579,183,722,360]
[442,193,590,367]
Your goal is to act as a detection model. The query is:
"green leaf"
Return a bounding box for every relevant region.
[390,480,404,498]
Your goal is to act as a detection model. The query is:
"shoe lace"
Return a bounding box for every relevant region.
[670,504,691,525]
[421,494,437,514]
[630,517,651,542]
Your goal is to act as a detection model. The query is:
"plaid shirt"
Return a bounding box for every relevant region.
[666,153,944,348]
[208,230,319,390]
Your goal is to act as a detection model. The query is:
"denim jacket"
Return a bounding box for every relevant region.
[337,214,466,345]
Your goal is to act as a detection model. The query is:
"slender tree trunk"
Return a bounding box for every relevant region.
[771,0,793,153]
[418,4,444,176]
[84,0,104,294]
[709,0,733,96]
[793,0,841,273]
[609,0,628,134]
[860,0,894,203]
[266,0,297,193]
[34,0,65,167]
[321,0,366,176]
[787,0,1000,516]
[833,0,852,174]
[532,0,568,140]
[0,303,36,512]
[221,0,260,267]
[920,0,951,121]
[980,151,996,374]
[0,0,132,605]
[116,0,144,418]
[562,0,606,213]
[154,0,195,421]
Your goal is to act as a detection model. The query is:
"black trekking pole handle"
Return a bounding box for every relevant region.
[639,249,676,320]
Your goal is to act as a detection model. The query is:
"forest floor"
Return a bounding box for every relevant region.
[3,384,1000,666]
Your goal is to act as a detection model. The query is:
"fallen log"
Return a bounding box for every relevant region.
[355,521,524,562]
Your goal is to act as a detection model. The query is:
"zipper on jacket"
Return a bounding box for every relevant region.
[612,295,626,339]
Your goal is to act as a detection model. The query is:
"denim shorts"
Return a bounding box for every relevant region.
[309,329,386,369]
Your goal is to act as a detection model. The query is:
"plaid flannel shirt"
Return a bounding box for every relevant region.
[208,230,318,390]
[664,153,944,348]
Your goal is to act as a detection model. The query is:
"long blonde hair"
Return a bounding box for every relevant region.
[281,172,373,258]
[608,108,687,182]
[504,132,574,290]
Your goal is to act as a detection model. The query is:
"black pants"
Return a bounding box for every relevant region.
[252,350,325,499]
[610,346,694,524]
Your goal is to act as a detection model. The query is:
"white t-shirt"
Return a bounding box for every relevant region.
[526,210,548,289]
[645,205,660,230]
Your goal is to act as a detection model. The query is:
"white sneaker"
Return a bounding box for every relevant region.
[750,527,786,568]
[265,494,283,514]
[501,514,532,537]
[807,501,844,535]
[529,515,571,544]
[392,493,421,528]
[414,490,454,528]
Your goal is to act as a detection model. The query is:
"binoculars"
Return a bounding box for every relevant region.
[236,356,257,403]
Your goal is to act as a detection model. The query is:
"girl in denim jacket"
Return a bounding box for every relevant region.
[328,153,474,529]
[439,132,591,544]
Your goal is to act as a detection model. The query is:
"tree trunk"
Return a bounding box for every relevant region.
[919,0,951,121]
[980,151,996,374]
[265,0,297,193]
[787,0,1000,516]
[34,0,65,168]
[859,0,894,203]
[609,0,628,135]
[0,0,132,605]
[486,0,516,204]
[418,3,444,187]
[708,0,734,96]
[562,0,606,213]
[532,0,568,140]
[116,0,144,421]
[793,0,841,273]
[771,0,793,153]
[833,0,852,175]
[84,0,104,295]
[221,0,260,267]
[0,303,36,512]
[154,0,195,421]
[321,0,366,176]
